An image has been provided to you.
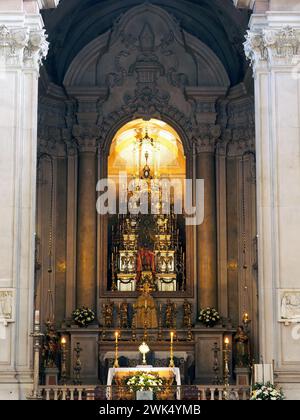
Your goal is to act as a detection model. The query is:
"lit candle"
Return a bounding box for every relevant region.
[170,331,174,344]
[34,310,40,325]
[115,331,119,343]
[224,337,229,348]
[61,336,66,345]
[243,312,249,323]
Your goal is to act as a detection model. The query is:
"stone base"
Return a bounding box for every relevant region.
[0,383,33,401]
[45,367,59,386]
[136,390,153,400]
[234,367,251,386]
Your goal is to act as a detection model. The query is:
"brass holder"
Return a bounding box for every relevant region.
[187,320,193,341]
[157,304,163,341]
[131,306,137,342]
[212,342,221,385]
[28,319,44,399]
[223,339,230,400]
[143,307,149,342]
[60,339,67,385]
[114,334,119,368]
[169,337,175,368]
[73,342,82,385]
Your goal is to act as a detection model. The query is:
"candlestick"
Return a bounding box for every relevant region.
[34,310,40,325]
[223,337,231,399]
[169,331,175,368]
[60,336,67,385]
[114,331,119,368]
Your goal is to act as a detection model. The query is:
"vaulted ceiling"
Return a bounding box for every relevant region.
[42,0,251,87]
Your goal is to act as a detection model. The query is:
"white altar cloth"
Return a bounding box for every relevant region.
[107,366,181,400]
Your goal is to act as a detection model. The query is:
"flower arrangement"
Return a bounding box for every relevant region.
[198,307,220,327]
[125,372,164,393]
[72,306,95,327]
[251,382,285,400]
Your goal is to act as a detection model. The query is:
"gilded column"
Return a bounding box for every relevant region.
[73,125,99,311]
[195,125,220,311]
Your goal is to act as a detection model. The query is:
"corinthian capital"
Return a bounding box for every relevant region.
[72,125,100,153]
[0,25,48,70]
[244,26,300,70]
[194,124,221,154]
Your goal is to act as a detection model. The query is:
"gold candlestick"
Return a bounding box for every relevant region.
[60,336,67,385]
[223,337,230,399]
[157,304,162,341]
[114,331,119,368]
[169,331,175,368]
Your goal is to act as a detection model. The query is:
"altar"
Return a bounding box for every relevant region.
[107,367,181,400]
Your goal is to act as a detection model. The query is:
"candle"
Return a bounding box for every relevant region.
[243,312,249,323]
[34,310,40,325]
[170,331,174,344]
[224,337,229,347]
[115,331,119,343]
[61,336,66,345]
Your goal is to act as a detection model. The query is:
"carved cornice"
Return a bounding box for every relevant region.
[0,25,48,70]
[244,26,300,69]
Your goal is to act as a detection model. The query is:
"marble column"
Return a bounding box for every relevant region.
[73,125,99,312]
[0,1,48,400]
[245,7,300,399]
[195,126,220,311]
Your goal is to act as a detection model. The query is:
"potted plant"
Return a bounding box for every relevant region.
[251,382,285,400]
[198,307,220,327]
[125,372,164,400]
[72,306,95,327]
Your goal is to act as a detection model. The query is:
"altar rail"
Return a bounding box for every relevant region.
[38,385,250,400]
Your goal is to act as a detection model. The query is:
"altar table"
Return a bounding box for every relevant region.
[107,366,181,400]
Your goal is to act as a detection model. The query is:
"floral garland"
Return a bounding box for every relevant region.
[72,306,95,327]
[251,382,285,400]
[198,307,220,327]
[125,372,164,393]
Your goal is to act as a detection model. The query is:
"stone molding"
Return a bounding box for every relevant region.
[244,25,300,69]
[0,25,48,70]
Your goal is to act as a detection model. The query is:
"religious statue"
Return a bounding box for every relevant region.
[120,301,129,329]
[136,247,156,276]
[234,325,250,368]
[183,300,192,328]
[133,282,158,329]
[42,321,59,368]
[165,300,176,329]
[102,301,114,328]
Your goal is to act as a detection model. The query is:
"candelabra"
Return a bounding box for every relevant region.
[131,306,137,342]
[212,342,221,385]
[73,342,82,385]
[143,307,149,342]
[223,337,231,400]
[60,337,67,385]
[28,310,44,399]
[114,331,119,368]
[187,319,193,341]
[157,304,163,341]
[169,332,175,368]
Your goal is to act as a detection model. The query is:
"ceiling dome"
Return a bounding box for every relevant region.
[42,0,250,86]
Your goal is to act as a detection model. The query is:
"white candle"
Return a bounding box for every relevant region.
[34,310,40,325]
[170,331,174,344]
